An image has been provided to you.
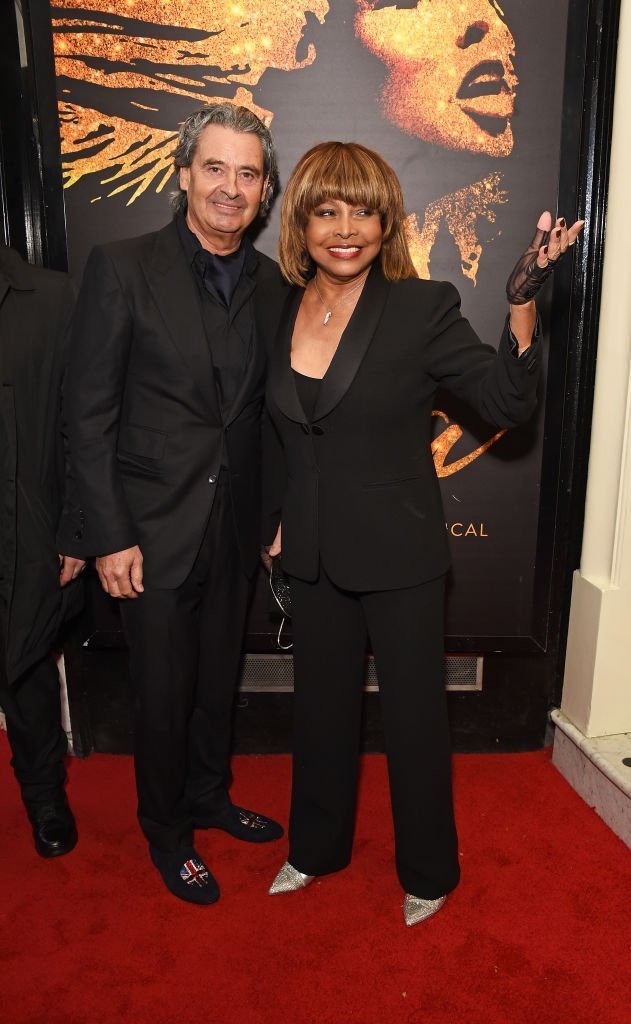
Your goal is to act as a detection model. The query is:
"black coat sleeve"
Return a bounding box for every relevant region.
[423,282,540,429]
[57,245,138,557]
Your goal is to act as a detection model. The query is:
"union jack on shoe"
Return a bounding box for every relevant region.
[180,858,210,887]
[149,845,219,905]
[193,803,284,844]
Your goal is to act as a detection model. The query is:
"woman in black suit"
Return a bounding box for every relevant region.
[262,141,583,925]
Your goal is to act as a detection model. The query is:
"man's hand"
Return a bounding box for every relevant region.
[58,555,86,587]
[96,545,144,599]
[260,525,282,573]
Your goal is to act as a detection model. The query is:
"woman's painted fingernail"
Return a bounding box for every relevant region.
[555,228,562,238]
[560,218,566,227]
[543,245,549,254]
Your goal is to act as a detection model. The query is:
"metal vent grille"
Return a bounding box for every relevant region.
[239,654,482,693]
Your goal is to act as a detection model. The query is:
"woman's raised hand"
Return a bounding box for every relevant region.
[506,212,585,305]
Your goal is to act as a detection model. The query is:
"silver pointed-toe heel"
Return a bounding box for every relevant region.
[268,861,315,895]
[403,893,447,926]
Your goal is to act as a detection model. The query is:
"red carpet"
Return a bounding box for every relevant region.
[0,732,629,1024]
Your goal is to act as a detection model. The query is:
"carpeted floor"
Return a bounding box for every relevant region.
[0,732,629,1024]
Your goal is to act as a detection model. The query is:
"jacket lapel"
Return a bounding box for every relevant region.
[143,221,221,422]
[268,287,308,424]
[312,263,390,421]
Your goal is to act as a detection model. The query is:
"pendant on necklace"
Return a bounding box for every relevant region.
[323,310,332,326]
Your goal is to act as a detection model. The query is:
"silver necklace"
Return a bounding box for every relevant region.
[312,272,368,326]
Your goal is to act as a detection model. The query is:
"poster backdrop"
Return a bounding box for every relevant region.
[51,0,570,641]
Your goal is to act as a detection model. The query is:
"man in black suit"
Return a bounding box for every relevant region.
[58,104,285,904]
[0,244,84,857]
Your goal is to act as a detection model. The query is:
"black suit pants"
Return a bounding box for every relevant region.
[288,569,459,899]
[0,650,67,809]
[121,477,250,852]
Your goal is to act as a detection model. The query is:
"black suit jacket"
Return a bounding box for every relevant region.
[264,263,540,591]
[0,246,82,685]
[58,220,286,588]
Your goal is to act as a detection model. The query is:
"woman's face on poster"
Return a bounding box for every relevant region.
[355,0,518,157]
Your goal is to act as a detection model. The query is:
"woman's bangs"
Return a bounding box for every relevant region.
[301,147,389,215]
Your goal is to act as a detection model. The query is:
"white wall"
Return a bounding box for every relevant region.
[561,0,631,737]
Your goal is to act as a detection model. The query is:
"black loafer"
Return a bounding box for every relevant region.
[149,846,220,906]
[29,801,78,858]
[194,804,284,844]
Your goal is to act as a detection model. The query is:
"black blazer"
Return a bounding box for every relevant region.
[0,246,82,685]
[264,264,539,591]
[58,220,286,588]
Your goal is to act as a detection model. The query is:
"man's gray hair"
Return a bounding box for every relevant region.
[171,103,278,216]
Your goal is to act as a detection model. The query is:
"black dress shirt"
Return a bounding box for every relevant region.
[176,212,251,416]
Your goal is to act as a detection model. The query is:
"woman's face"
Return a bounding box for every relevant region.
[355,0,518,157]
[304,200,384,282]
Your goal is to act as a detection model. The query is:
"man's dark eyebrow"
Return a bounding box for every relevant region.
[201,158,262,175]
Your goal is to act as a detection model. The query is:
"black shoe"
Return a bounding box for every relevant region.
[149,846,220,906]
[194,804,284,844]
[28,800,78,858]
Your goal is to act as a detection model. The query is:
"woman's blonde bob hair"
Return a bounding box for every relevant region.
[278,141,417,286]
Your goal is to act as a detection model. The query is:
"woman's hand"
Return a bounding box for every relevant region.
[58,554,86,586]
[506,211,585,305]
[260,524,282,573]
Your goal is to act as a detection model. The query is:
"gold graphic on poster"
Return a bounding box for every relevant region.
[355,0,518,157]
[432,410,505,478]
[355,1,516,282]
[54,1,514,275]
[405,172,507,283]
[54,1,329,200]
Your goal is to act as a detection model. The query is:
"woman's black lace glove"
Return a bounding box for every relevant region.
[506,212,585,305]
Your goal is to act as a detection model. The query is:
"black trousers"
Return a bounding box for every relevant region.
[0,653,67,809]
[288,569,459,899]
[120,478,250,852]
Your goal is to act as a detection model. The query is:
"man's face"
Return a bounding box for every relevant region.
[179,125,268,252]
[355,0,518,157]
